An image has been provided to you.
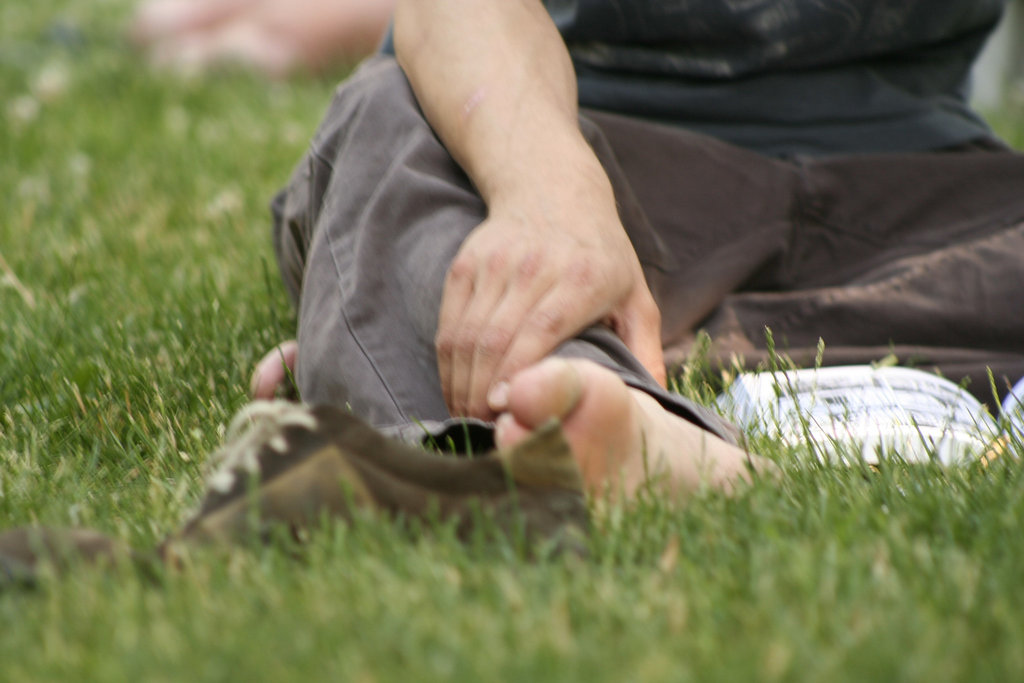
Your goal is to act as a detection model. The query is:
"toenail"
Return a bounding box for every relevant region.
[494,412,515,443]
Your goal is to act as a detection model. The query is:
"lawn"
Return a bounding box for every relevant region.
[3,2,1024,681]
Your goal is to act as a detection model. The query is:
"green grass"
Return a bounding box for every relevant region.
[3,2,1024,681]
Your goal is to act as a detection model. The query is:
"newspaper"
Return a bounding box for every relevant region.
[716,365,1000,466]
[1002,376,1024,440]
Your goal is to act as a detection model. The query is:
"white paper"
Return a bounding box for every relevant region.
[717,366,1000,466]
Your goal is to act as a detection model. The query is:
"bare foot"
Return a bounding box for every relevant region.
[489,358,771,500]
[250,340,298,400]
[131,0,395,77]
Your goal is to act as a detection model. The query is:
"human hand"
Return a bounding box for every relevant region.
[436,200,665,420]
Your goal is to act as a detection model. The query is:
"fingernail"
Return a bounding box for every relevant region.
[487,381,510,411]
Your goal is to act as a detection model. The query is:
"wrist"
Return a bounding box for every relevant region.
[482,133,618,226]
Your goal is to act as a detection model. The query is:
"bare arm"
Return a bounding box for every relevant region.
[394,0,665,419]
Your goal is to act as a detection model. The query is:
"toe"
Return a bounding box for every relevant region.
[503,358,584,430]
[249,340,298,400]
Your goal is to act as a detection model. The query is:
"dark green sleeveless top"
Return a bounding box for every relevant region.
[382,1,1006,156]
[545,0,1005,156]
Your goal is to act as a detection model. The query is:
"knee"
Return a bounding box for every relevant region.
[313,56,422,149]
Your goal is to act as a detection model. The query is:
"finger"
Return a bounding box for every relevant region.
[464,270,551,418]
[436,252,477,413]
[612,288,666,387]
[490,255,614,385]
[463,248,551,417]
[491,284,593,393]
[448,296,503,417]
[441,254,515,417]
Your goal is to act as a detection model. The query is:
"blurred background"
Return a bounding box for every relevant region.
[973,0,1024,110]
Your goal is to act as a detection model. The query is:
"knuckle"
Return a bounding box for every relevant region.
[528,306,566,336]
[454,331,479,355]
[515,250,542,281]
[435,331,456,357]
[486,249,509,272]
[477,326,513,358]
[446,254,476,282]
[565,260,595,289]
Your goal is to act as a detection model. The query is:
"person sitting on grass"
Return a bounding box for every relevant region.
[254,0,1024,500]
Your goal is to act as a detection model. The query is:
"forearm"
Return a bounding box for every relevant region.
[393,0,614,214]
[395,0,664,418]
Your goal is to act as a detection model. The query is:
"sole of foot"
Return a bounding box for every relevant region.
[493,357,773,501]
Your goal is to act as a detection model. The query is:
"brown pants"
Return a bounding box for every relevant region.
[272,56,1024,444]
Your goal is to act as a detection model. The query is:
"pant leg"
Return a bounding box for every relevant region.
[585,112,1024,409]
[579,110,801,352]
[710,150,1024,407]
[271,56,737,444]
